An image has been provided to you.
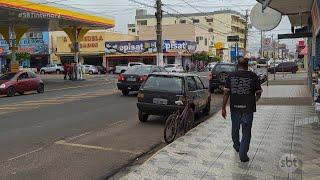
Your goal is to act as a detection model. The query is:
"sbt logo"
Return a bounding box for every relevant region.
[279,154,299,173]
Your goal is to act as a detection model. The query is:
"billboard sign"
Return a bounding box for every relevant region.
[105,40,157,54]
[105,40,197,54]
[163,40,197,53]
[0,38,48,55]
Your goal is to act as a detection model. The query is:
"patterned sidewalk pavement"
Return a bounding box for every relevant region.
[121,105,320,180]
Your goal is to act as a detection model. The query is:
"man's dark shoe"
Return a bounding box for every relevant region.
[240,156,250,162]
[233,144,239,152]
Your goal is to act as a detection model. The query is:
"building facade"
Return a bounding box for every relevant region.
[0,31,49,72]
[128,9,247,61]
[51,30,138,67]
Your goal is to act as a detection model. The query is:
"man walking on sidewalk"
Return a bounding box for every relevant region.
[221,56,262,162]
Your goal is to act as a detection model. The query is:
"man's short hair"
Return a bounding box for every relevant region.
[237,56,249,67]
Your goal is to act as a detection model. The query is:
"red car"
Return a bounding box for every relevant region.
[0,71,44,97]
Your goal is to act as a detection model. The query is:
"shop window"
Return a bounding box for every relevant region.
[206,18,213,23]
[196,37,200,45]
[180,20,186,24]
[193,19,200,24]
[137,20,147,26]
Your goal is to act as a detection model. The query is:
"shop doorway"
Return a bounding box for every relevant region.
[30,55,49,68]
[60,56,75,64]
[83,55,103,66]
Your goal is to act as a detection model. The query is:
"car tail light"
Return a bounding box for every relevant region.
[118,74,125,81]
[139,75,148,82]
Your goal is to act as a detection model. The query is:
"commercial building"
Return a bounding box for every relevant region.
[0,31,49,71]
[51,30,138,67]
[256,0,318,92]
[128,9,247,61]
[105,40,196,69]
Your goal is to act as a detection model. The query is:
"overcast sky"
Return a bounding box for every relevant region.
[49,0,297,54]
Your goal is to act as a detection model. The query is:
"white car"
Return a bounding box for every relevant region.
[82,65,98,74]
[164,64,184,73]
[40,64,64,74]
[115,62,145,74]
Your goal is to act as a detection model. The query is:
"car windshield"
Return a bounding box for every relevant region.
[142,76,183,93]
[0,73,16,80]
[125,66,152,75]
[213,65,236,73]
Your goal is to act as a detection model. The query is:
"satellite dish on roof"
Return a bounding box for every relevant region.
[250,3,282,31]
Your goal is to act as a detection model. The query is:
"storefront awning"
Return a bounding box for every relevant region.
[0,0,115,31]
[257,0,313,26]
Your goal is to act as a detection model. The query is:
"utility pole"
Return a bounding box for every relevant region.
[155,0,163,66]
[244,9,249,52]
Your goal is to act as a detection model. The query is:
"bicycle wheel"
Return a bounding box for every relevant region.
[184,108,195,133]
[164,113,178,144]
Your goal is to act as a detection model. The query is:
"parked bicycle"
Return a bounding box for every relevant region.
[164,97,195,144]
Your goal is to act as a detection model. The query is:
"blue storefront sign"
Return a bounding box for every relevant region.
[0,38,48,55]
[163,40,197,53]
[105,40,157,54]
[105,40,197,54]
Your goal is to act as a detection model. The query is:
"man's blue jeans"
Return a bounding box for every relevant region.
[231,112,253,160]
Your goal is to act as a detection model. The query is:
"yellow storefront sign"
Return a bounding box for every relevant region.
[11,63,19,73]
[214,42,224,50]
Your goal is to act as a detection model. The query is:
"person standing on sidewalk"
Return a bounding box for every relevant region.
[221,56,263,162]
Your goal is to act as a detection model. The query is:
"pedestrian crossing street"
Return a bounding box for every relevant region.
[0,89,120,116]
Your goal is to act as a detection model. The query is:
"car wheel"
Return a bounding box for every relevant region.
[37,84,44,93]
[121,70,126,74]
[7,87,15,97]
[89,71,93,75]
[138,110,149,122]
[56,70,61,74]
[41,70,45,74]
[292,70,297,74]
[203,100,211,116]
[122,90,129,96]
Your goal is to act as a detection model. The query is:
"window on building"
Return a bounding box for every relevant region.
[209,28,214,32]
[200,36,203,40]
[137,20,147,26]
[132,28,136,33]
[206,18,213,22]
[193,19,200,24]
[180,19,186,24]
[205,38,208,46]
[196,37,200,45]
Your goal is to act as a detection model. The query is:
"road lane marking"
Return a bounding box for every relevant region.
[108,120,125,128]
[68,131,92,141]
[55,140,140,155]
[8,148,43,161]
[46,82,112,92]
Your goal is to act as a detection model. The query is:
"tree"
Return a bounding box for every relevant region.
[16,52,31,62]
[192,51,209,62]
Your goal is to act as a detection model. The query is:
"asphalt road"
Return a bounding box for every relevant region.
[0,72,223,180]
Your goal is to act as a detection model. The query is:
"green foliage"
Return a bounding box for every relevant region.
[192,51,209,62]
[211,56,222,62]
[16,52,30,62]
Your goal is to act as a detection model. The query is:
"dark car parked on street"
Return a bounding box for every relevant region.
[117,65,167,96]
[268,62,299,74]
[0,71,44,97]
[209,63,237,93]
[137,73,211,122]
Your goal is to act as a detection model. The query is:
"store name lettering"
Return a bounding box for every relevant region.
[80,43,99,48]
[119,43,144,53]
[63,35,103,42]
